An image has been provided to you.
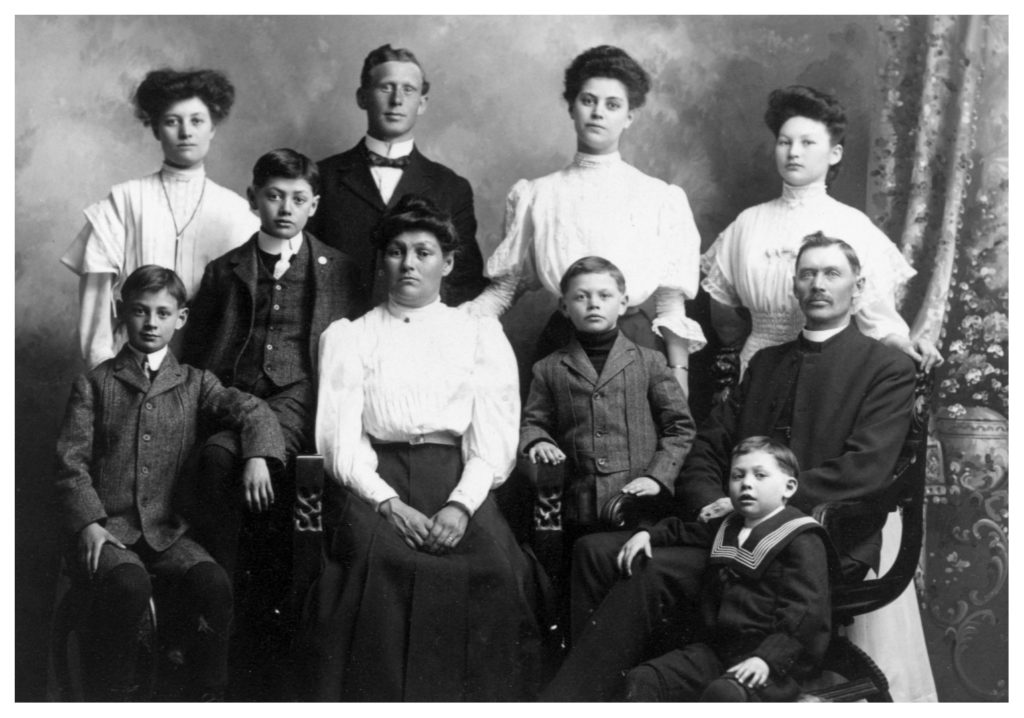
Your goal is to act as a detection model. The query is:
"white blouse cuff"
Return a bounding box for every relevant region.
[462,273,517,317]
[652,313,707,353]
[447,457,501,516]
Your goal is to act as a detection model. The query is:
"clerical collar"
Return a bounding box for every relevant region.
[257,230,303,257]
[365,135,414,160]
[801,322,848,343]
[780,180,828,207]
[128,344,168,371]
[573,151,622,169]
[160,162,205,182]
[386,296,443,321]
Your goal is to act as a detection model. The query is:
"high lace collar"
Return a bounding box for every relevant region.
[385,296,444,321]
[160,162,206,182]
[779,180,828,208]
[572,150,622,169]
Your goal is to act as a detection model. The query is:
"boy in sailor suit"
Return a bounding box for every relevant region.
[618,436,834,702]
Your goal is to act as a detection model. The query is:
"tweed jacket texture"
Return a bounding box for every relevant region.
[677,324,916,570]
[54,347,287,550]
[181,232,361,386]
[307,141,488,306]
[521,332,696,493]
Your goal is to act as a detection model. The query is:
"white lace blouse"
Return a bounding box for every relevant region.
[61,164,257,368]
[315,300,520,516]
[469,151,706,351]
[701,181,914,367]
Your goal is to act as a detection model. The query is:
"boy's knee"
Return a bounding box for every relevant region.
[103,563,152,610]
[625,665,663,702]
[701,675,750,702]
[182,561,232,604]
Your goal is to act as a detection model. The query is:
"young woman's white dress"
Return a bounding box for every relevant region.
[61,164,257,367]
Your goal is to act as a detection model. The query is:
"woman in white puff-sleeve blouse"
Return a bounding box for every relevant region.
[305,195,542,701]
[61,68,256,369]
[469,46,705,391]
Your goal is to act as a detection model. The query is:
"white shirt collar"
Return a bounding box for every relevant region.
[365,135,415,159]
[572,150,622,169]
[802,322,849,343]
[257,230,303,256]
[738,505,787,543]
[160,162,206,182]
[128,344,169,371]
[780,180,828,207]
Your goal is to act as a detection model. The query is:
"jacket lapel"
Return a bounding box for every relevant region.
[594,333,635,390]
[230,235,261,300]
[147,351,187,397]
[338,141,387,211]
[559,339,599,386]
[111,348,150,395]
[387,147,434,209]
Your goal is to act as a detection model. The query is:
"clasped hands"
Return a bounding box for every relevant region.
[379,498,469,554]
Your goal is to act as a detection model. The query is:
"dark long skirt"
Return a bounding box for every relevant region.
[305,443,542,701]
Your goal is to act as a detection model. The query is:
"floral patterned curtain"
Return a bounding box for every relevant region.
[867,15,1008,701]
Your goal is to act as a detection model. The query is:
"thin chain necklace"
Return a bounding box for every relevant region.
[159,169,207,264]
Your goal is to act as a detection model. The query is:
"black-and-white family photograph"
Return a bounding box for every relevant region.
[13,12,1008,703]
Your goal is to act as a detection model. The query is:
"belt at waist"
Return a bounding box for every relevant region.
[369,430,461,447]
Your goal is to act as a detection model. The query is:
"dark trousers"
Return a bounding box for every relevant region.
[541,531,708,701]
[68,537,232,700]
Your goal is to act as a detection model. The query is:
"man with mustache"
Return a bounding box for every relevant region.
[307,44,487,307]
[545,231,918,700]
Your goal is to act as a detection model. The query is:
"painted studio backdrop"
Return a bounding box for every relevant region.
[14,15,1007,701]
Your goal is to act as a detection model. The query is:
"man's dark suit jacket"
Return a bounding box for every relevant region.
[181,232,362,385]
[677,323,917,573]
[54,347,286,551]
[307,140,488,307]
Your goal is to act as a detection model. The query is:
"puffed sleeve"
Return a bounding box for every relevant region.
[700,221,743,309]
[851,223,915,341]
[448,316,520,515]
[466,179,536,317]
[62,187,132,368]
[315,318,399,510]
[651,184,706,351]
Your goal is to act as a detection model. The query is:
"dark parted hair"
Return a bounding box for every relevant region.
[558,255,627,295]
[359,44,430,95]
[732,436,800,480]
[132,68,236,127]
[563,45,651,109]
[373,194,458,254]
[795,231,862,275]
[251,148,321,195]
[765,85,846,184]
[120,264,188,307]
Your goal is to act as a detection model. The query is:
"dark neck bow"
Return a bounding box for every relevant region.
[366,149,411,169]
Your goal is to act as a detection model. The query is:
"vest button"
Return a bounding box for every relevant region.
[142,433,151,442]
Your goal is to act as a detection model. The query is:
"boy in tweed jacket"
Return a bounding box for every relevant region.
[55,265,286,701]
[520,256,695,576]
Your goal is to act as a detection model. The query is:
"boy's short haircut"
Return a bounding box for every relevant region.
[121,264,188,307]
[251,147,321,196]
[732,435,800,479]
[559,255,627,295]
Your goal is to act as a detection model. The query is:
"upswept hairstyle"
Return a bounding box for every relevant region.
[563,45,651,109]
[795,231,862,275]
[120,264,188,307]
[132,68,236,126]
[765,85,846,184]
[732,436,800,480]
[373,194,459,254]
[359,44,430,95]
[251,148,321,195]
[558,255,627,295]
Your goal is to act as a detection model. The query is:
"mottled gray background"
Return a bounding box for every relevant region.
[16,15,884,699]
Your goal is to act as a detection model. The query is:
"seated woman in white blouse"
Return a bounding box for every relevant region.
[469,45,705,392]
[305,195,542,701]
[701,85,941,374]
